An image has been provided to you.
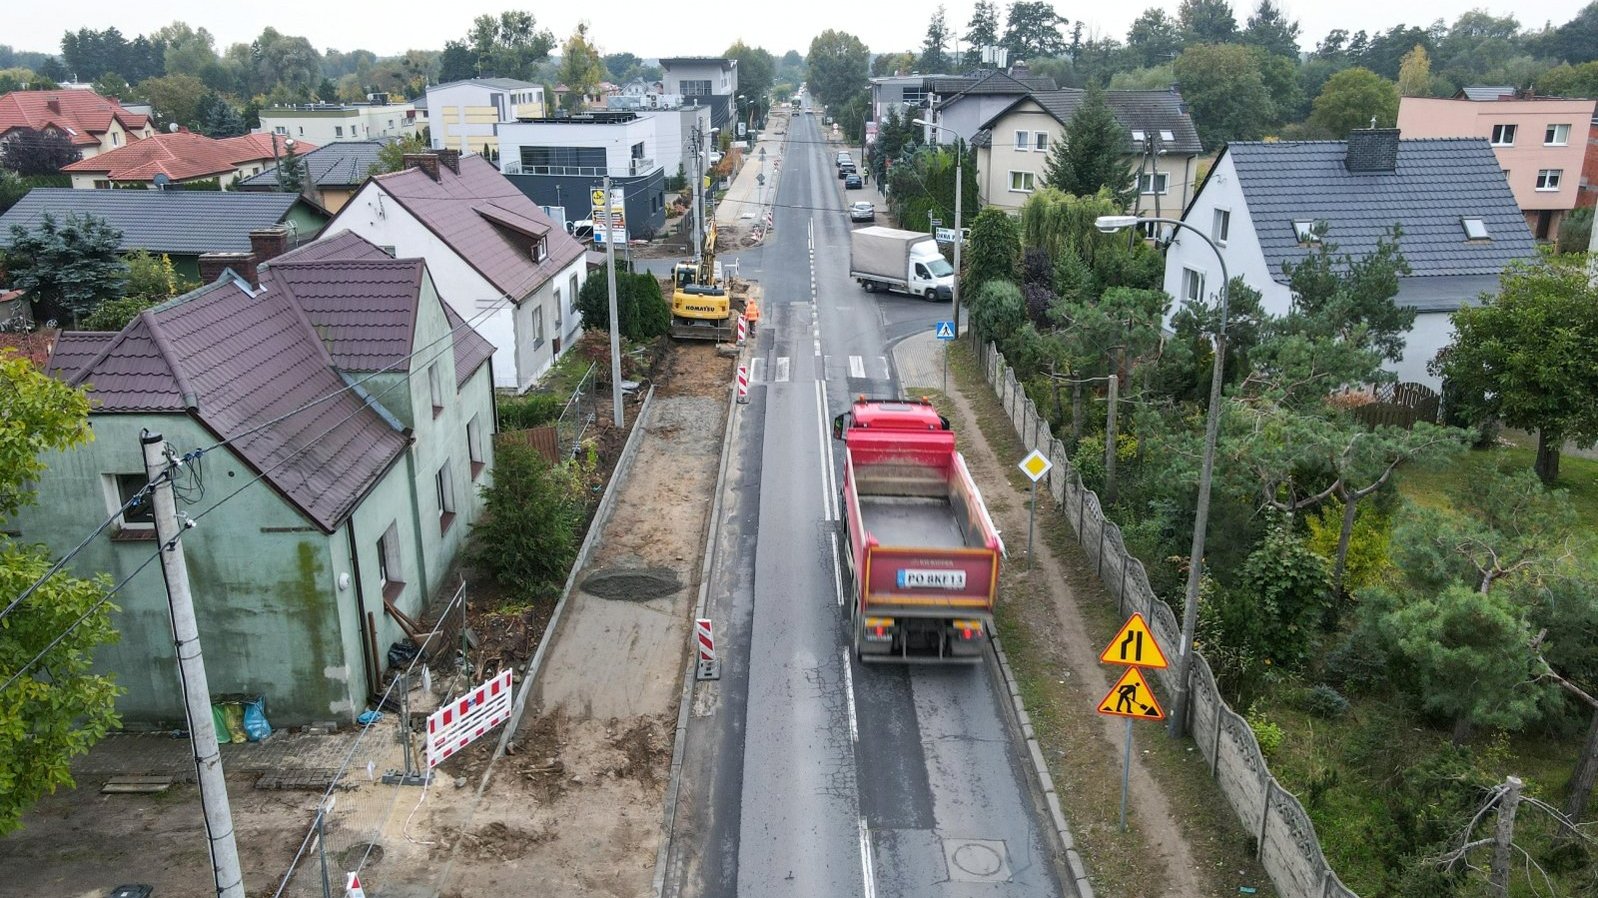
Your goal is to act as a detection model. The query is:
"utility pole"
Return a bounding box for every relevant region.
[141,432,245,898]
[692,125,706,268]
[603,174,623,427]
[953,149,964,341]
[1104,355,1119,505]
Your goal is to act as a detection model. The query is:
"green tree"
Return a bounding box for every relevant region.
[153,22,226,87]
[1535,59,1598,98]
[556,24,604,112]
[1001,1,1070,61]
[3,214,126,327]
[1310,67,1398,136]
[138,73,208,129]
[1126,8,1184,67]
[467,441,587,599]
[965,0,1002,53]
[438,41,475,83]
[963,206,1021,304]
[1173,43,1275,146]
[1241,0,1300,58]
[726,42,776,120]
[0,129,80,177]
[274,144,305,194]
[196,93,245,138]
[1041,86,1133,202]
[885,143,976,233]
[806,30,870,108]
[0,351,120,835]
[463,11,556,81]
[369,134,429,176]
[969,280,1027,349]
[1179,0,1240,44]
[1433,252,1598,484]
[82,251,196,331]
[1537,1,1598,64]
[576,264,669,340]
[920,5,953,73]
[1397,45,1432,96]
[1276,225,1415,365]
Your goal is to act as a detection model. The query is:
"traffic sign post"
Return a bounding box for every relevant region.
[934,320,956,393]
[1017,450,1052,568]
[1097,612,1169,832]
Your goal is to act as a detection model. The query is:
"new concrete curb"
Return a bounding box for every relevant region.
[652,353,744,898]
[989,633,1096,898]
[490,386,658,757]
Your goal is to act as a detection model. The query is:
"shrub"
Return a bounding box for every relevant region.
[1304,499,1392,596]
[1247,707,1285,758]
[1301,684,1350,719]
[1323,633,1388,693]
[576,266,670,340]
[467,442,587,599]
[498,392,565,430]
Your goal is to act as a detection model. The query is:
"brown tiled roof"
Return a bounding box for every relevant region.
[62,131,318,182]
[353,155,584,300]
[52,279,407,532]
[0,329,58,368]
[0,90,150,146]
[441,302,496,387]
[45,331,114,378]
[273,228,391,263]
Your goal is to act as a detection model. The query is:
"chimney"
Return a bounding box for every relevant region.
[1344,128,1400,173]
[249,227,290,264]
[435,147,461,174]
[46,98,61,113]
[403,153,441,181]
[197,252,260,289]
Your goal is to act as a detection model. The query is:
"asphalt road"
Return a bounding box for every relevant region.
[665,109,1066,898]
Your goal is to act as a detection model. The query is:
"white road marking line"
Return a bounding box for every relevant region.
[832,534,844,608]
[858,817,877,898]
[814,379,838,521]
[841,648,858,742]
[815,339,822,356]
[775,357,791,382]
[750,357,765,383]
[848,355,865,379]
[877,356,890,381]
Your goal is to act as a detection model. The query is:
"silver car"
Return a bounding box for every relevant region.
[849,201,875,222]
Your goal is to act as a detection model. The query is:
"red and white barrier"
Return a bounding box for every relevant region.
[425,668,513,768]
[736,365,749,404]
[696,618,720,680]
[736,314,747,344]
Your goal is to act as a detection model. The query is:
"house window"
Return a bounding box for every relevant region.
[1462,217,1490,240]
[1008,171,1035,192]
[1182,268,1205,304]
[1536,169,1563,191]
[468,415,486,479]
[532,237,547,262]
[105,473,155,535]
[1212,209,1230,246]
[1131,129,1146,143]
[1035,132,1048,152]
[1159,129,1175,142]
[428,362,444,416]
[436,462,456,532]
[111,132,120,146]
[568,274,579,315]
[1490,123,1517,146]
[682,80,712,97]
[1545,123,1570,146]
[1014,130,1029,150]
[93,179,110,189]
[274,125,287,135]
[1138,172,1169,195]
[377,522,403,596]
[532,306,546,346]
[298,126,304,136]
[1293,220,1320,243]
[334,125,344,138]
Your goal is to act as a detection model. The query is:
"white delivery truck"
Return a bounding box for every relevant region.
[849,227,955,301]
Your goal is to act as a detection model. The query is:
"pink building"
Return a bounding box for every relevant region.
[1398,93,1598,241]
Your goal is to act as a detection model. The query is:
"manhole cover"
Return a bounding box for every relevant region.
[942,838,1012,883]
[336,842,384,869]
[580,567,684,600]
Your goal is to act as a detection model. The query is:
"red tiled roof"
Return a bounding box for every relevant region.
[345,155,585,300]
[52,279,408,532]
[62,131,318,183]
[0,90,150,147]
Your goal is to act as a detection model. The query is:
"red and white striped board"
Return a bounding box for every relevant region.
[736,315,748,344]
[425,668,513,769]
[736,365,750,404]
[695,618,720,680]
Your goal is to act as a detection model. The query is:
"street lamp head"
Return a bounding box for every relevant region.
[911,118,931,127]
[1094,215,1140,234]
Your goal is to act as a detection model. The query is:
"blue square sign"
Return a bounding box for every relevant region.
[935,320,956,340]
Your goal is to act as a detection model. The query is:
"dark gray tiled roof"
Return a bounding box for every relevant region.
[0,189,304,255]
[238,140,387,190]
[926,71,1057,97]
[993,89,1204,154]
[432,77,540,91]
[1459,86,1516,101]
[1221,138,1536,286]
[53,279,408,531]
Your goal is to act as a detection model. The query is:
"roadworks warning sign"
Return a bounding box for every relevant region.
[1096,667,1165,721]
[1098,612,1169,669]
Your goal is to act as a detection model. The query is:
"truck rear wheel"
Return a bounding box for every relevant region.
[923,289,938,302]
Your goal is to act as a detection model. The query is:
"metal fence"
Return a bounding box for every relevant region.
[556,362,599,460]
[979,340,1359,898]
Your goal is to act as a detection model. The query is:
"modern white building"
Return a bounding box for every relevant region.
[259,100,419,144]
[425,78,545,157]
[659,57,738,131]
[499,106,712,183]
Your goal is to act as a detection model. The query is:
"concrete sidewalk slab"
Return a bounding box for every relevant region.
[894,331,946,391]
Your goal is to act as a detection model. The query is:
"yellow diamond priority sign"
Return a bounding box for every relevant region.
[1098,612,1169,669]
[1018,449,1052,483]
[1097,667,1165,721]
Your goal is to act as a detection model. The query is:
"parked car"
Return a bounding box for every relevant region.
[849,201,875,221]
[844,173,863,189]
[838,162,856,179]
[836,152,853,167]
[709,150,723,166]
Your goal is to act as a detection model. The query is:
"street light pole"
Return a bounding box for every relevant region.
[1095,214,1229,739]
[913,118,966,337]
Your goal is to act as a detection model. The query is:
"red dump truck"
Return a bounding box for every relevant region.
[832,397,1004,662]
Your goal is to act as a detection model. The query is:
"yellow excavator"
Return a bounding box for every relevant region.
[668,220,760,341]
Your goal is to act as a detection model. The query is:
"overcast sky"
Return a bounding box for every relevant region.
[7,0,1593,62]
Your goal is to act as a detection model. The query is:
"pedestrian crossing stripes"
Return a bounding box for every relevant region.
[745,355,893,384]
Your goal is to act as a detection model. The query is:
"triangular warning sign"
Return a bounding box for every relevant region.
[1098,612,1169,669]
[346,872,366,898]
[1097,667,1165,721]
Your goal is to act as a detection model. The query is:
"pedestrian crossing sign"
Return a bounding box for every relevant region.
[935,320,956,340]
[1097,667,1165,721]
[1098,613,1169,669]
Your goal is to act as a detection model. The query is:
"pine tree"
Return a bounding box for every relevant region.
[275,146,306,194]
[921,5,952,73]
[966,0,1001,56]
[1042,86,1134,204]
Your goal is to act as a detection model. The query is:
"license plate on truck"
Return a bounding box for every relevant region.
[896,569,967,589]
